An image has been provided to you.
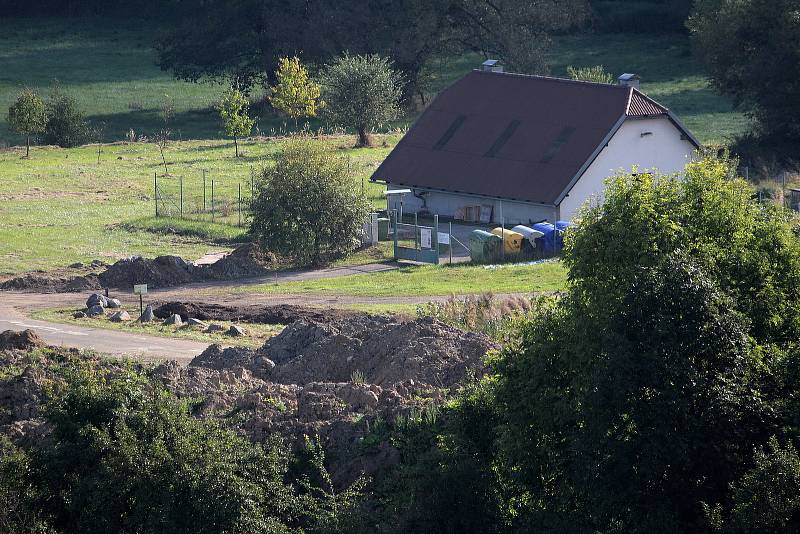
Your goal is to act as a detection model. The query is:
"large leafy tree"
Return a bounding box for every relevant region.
[386,156,800,532]
[269,56,321,129]
[689,0,800,142]
[250,137,371,265]
[7,89,47,158]
[319,54,403,147]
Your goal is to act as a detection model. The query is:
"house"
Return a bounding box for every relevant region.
[371,61,700,223]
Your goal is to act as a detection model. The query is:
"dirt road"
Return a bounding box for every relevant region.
[0,261,432,360]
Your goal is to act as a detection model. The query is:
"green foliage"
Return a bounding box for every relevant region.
[566,65,614,84]
[590,0,693,33]
[386,155,800,532]
[217,85,255,156]
[689,0,800,143]
[270,57,322,127]
[717,437,800,533]
[416,293,541,340]
[320,54,403,147]
[7,88,46,157]
[41,88,89,148]
[0,437,52,533]
[8,368,366,534]
[250,137,371,266]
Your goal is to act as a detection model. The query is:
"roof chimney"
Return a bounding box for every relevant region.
[618,73,640,90]
[481,59,503,73]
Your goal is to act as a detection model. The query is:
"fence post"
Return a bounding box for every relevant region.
[501,218,505,262]
[393,210,398,260]
[202,169,206,213]
[154,172,158,217]
[211,179,215,223]
[179,176,183,219]
[449,221,453,265]
[238,183,242,227]
[414,212,419,250]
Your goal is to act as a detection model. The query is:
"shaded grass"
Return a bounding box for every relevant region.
[236,260,568,298]
[32,307,284,348]
[0,18,746,147]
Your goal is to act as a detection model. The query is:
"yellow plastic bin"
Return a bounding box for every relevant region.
[490,228,524,254]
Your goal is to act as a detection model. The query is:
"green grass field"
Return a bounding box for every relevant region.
[1,18,746,146]
[0,136,394,274]
[233,260,568,298]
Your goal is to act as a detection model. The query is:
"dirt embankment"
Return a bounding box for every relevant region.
[0,311,495,485]
[153,301,369,325]
[0,243,276,293]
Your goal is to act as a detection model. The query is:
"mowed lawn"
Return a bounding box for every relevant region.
[235,261,568,298]
[0,137,394,274]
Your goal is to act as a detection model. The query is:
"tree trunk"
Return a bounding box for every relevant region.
[234,137,239,157]
[25,135,30,158]
[357,126,372,148]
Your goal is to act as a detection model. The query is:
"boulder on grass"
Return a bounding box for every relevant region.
[186,318,208,329]
[109,310,131,322]
[205,324,226,333]
[138,305,155,323]
[72,311,87,319]
[163,314,183,327]
[227,325,246,337]
[86,293,108,308]
[107,298,122,309]
[86,305,105,317]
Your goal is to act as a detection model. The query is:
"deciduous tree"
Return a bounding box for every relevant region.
[7,89,46,158]
[319,54,402,147]
[217,85,255,157]
[270,56,321,129]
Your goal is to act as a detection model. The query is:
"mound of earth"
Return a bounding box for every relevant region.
[98,255,201,289]
[153,301,366,325]
[1,315,494,486]
[0,330,44,351]
[202,242,276,280]
[190,314,493,388]
[0,272,102,293]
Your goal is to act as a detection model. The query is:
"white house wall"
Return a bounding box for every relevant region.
[387,190,556,225]
[558,116,696,221]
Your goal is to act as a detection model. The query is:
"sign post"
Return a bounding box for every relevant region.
[133,284,148,317]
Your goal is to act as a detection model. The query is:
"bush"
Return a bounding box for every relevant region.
[250,137,371,266]
[6,368,366,533]
[41,90,89,148]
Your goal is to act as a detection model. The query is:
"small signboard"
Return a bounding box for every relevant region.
[133,284,148,295]
[420,228,432,249]
[438,232,450,245]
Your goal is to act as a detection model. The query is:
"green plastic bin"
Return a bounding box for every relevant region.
[469,229,502,263]
[377,218,390,241]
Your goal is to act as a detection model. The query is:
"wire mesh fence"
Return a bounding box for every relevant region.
[153,170,257,227]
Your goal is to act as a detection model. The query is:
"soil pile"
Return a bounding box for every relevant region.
[202,242,276,280]
[98,255,201,289]
[1,316,495,485]
[154,301,366,325]
[0,272,102,293]
[263,315,492,387]
[0,330,44,351]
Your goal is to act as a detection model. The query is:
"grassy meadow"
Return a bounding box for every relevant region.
[0,137,395,274]
[232,261,568,298]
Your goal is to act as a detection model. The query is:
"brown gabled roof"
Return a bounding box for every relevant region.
[372,69,698,206]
